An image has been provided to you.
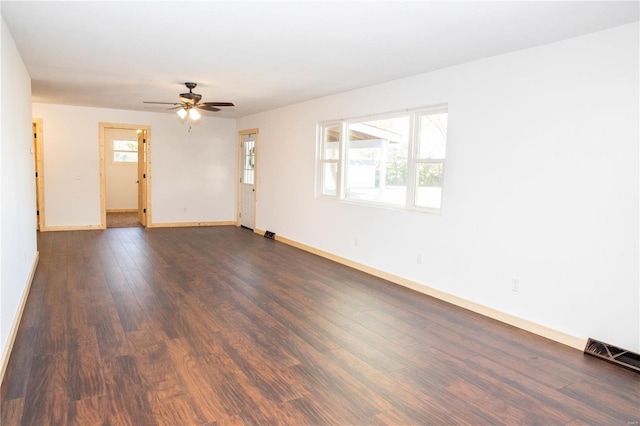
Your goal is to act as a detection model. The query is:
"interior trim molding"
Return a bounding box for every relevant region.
[0,252,39,384]
[43,221,237,231]
[106,208,137,213]
[147,221,236,228]
[45,225,106,231]
[33,118,46,232]
[255,227,586,351]
[45,224,106,232]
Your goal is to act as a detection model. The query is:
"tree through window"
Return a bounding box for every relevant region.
[113,140,138,163]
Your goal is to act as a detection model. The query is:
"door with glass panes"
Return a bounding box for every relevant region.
[240,135,256,229]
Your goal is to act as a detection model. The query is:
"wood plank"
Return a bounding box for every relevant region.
[67,396,103,426]
[66,327,104,401]
[151,396,202,426]
[21,353,68,425]
[162,337,236,423]
[89,303,130,359]
[99,355,155,425]
[0,397,24,425]
[1,326,38,400]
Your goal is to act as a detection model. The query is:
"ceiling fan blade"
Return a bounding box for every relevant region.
[146,83,234,114]
[197,105,221,112]
[199,102,234,107]
[144,101,181,105]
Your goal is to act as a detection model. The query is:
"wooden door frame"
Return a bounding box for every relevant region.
[99,122,152,229]
[237,128,259,229]
[137,130,147,227]
[33,118,46,231]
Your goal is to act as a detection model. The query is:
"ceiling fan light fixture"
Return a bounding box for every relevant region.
[189,108,201,121]
[144,83,234,121]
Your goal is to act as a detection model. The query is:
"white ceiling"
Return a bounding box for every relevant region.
[2,1,638,118]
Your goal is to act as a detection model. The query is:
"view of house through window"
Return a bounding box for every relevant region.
[346,116,410,205]
[318,106,448,212]
[113,139,138,163]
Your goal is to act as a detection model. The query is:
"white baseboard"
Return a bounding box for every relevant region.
[254,228,586,351]
[42,221,237,231]
[0,252,39,384]
[147,221,236,228]
[42,224,105,232]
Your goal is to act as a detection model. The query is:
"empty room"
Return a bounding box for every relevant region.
[1,1,638,424]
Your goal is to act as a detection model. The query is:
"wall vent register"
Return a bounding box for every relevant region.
[584,338,640,373]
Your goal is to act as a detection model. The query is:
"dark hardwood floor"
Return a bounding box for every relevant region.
[1,226,638,425]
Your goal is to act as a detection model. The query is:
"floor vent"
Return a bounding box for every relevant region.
[584,338,640,373]
[264,230,276,239]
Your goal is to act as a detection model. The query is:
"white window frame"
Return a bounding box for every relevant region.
[412,107,448,211]
[317,121,343,197]
[317,105,448,213]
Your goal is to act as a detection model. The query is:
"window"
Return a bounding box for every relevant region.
[243,139,255,185]
[113,140,138,163]
[318,106,448,212]
[318,123,341,196]
[414,111,447,209]
[346,115,410,206]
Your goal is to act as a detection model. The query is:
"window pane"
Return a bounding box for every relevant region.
[244,169,255,185]
[244,141,255,167]
[113,140,138,152]
[114,152,138,163]
[322,162,337,195]
[417,113,447,159]
[346,116,409,205]
[322,124,341,160]
[415,163,443,209]
[243,141,255,184]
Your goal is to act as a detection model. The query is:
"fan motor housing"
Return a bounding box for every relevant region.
[180,82,201,103]
[180,93,201,103]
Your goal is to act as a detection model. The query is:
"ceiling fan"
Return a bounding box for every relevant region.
[144,82,234,120]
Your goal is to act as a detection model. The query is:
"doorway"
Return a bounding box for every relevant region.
[99,123,151,229]
[238,129,258,230]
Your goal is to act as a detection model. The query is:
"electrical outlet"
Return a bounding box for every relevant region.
[511,277,520,292]
[417,253,423,264]
[354,237,359,247]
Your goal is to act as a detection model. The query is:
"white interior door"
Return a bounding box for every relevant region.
[240,136,256,229]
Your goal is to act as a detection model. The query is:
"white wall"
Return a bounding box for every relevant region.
[32,104,237,226]
[1,17,38,366]
[105,128,139,210]
[238,23,640,351]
